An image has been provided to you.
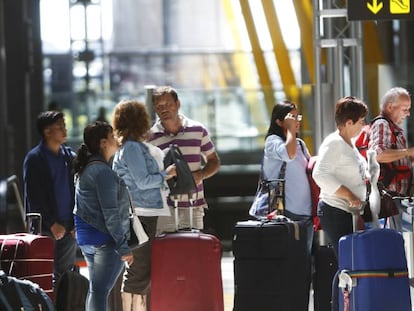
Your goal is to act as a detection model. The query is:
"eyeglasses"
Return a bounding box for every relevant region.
[287,113,302,121]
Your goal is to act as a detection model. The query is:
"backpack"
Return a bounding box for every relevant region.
[0,270,54,311]
[163,144,197,197]
[55,267,89,311]
[354,116,411,191]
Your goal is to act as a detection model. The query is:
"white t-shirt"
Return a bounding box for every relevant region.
[313,131,367,212]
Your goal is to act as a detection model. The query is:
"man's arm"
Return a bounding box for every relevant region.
[369,119,414,163]
[376,148,414,163]
[194,151,220,185]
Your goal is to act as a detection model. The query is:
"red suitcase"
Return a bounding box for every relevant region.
[0,233,54,299]
[150,230,224,311]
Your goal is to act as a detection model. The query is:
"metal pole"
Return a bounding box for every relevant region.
[0,0,8,178]
[336,39,345,99]
[354,21,365,100]
[313,0,323,149]
[145,85,156,123]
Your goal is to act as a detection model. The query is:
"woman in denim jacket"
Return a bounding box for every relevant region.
[73,121,134,311]
[112,100,176,310]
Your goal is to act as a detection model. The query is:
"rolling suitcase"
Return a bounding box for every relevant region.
[337,228,411,311]
[0,233,54,299]
[232,218,310,311]
[150,207,224,311]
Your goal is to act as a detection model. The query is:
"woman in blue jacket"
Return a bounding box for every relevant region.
[73,121,134,311]
[112,100,176,310]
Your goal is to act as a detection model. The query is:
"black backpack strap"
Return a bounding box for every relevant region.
[371,115,399,147]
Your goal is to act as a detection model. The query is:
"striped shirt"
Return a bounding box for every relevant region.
[369,117,411,194]
[148,114,216,208]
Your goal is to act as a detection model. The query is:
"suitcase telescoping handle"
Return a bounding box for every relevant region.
[6,175,25,228]
[26,212,42,235]
[174,206,194,232]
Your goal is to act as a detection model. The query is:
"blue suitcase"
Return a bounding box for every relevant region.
[337,228,411,311]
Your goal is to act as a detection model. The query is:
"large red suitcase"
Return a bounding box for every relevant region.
[0,233,54,299]
[150,231,224,311]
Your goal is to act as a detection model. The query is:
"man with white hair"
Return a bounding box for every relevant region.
[369,87,414,230]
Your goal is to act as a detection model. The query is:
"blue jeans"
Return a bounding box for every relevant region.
[79,243,125,311]
[317,201,353,259]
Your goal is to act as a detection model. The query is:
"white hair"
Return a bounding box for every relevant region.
[381,87,410,112]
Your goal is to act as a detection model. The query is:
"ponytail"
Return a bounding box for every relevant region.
[73,143,90,175]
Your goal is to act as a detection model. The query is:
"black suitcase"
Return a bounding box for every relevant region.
[313,245,337,311]
[232,219,310,311]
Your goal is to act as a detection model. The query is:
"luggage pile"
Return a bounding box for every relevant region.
[0,176,56,310]
[232,217,311,311]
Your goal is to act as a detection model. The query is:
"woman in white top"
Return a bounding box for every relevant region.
[313,96,368,258]
[263,100,313,254]
[112,100,176,310]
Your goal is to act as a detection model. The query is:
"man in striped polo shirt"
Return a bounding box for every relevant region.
[148,86,220,232]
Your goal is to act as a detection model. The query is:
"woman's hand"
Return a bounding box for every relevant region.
[165,164,176,180]
[121,253,134,266]
[284,113,298,132]
[348,197,364,210]
[335,185,364,210]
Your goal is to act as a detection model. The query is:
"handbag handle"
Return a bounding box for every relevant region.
[259,157,286,215]
[169,144,184,162]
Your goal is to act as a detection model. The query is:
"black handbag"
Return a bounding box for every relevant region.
[362,183,400,222]
[163,144,197,196]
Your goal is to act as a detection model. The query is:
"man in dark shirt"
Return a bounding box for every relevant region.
[23,111,77,285]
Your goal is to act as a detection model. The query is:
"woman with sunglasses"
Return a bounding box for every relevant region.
[263,100,313,254]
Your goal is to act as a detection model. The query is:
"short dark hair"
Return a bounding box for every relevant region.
[335,96,368,126]
[152,86,179,104]
[36,111,64,137]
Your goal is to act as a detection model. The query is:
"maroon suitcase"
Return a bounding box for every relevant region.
[0,233,54,299]
[150,230,224,311]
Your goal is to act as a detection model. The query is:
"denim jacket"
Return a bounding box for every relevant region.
[74,156,131,256]
[112,140,166,209]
